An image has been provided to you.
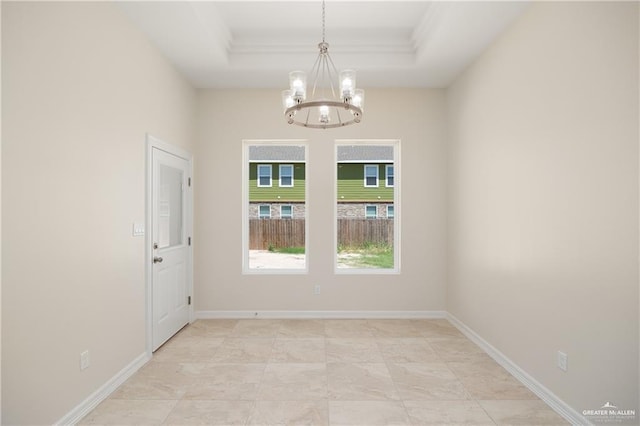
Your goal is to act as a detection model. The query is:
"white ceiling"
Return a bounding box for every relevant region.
[116,1,529,89]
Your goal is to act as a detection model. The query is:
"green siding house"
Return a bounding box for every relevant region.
[248,145,306,219]
[248,144,394,219]
[337,145,395,219]
[249,162,306,202]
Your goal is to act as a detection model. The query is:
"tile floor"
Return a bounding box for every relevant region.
[80,319,568,425]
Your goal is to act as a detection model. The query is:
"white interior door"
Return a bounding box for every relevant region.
[152,147,191,351]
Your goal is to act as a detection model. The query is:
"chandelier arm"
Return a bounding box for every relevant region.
[335,106,343,126]
[308,52,322,99]
[304,106,311,127]
[325,53,341,99]
[323,55,338,100]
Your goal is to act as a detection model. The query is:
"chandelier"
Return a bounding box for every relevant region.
[281,1,364,129]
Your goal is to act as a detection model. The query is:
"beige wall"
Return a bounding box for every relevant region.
[1,2,195,424]
[194,88,447,313]
[447,1,639,414]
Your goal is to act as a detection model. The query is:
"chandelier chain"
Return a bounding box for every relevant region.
[322,0,325,43]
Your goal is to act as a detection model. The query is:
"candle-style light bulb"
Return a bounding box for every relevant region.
[319,105,330,124]
[339,69,356,99]
[289,71,307,102]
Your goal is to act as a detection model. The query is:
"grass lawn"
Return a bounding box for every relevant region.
[338,243,394,269]
[267,243,394,269]
[268,246,305,255]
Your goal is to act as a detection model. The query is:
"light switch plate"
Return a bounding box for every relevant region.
[133,222,145,237]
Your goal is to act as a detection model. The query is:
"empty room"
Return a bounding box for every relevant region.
[2,1,638,425]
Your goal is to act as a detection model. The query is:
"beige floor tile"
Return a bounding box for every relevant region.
[182,363,266,400]
[277,319,326,338]
[448,360,536,400]
[328,363,399,401]
[326,338,384,362]
[329,401,410,426]
[163,400,254,425]
[110,362,192,400]
[367,319,425,337]
[479,400,568,425]
[414,319,466,338]
[210,338,274,362]
[427,337,488,362]
[377,338,441,363]
[247,400,329,425]
[258,363,327,400]
[81,319,564,425]
[181,319,238,337]
[387,362,471,400]
[271,338,326,363]
[404,400,496,425]
[324,320,375,337]
[153,335,225,362]
[79,399,177,425]
[231,319,283,337]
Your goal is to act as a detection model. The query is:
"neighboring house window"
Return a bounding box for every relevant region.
[386,165,394,187]
[279,164,294,187]
[281,205,293,219]
[259,204,271,219]
[365,205,377,219]
[387,205,394,219]
[364,164,378,187]
[257,164,272,187]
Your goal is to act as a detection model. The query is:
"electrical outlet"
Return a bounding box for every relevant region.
[80,350,90,370]
[314,285,321,295]
[557,351,568,372]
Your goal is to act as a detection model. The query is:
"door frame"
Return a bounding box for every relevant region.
[145,134,194,357]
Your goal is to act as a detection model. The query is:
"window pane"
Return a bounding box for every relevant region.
[247,144,306,271]
[337,143,397,271]
[259,205,271,218]
[258,165,272,187]
[281,205,293,218]
[158,164,183,249]
[364,165,378,187]
[366,205,377,219]
[280,165,294,187]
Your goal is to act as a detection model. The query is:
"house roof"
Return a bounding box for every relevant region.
[249,145,305,162]
[337,145,394,163]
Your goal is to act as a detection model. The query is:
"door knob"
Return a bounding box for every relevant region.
[153,256,163,264]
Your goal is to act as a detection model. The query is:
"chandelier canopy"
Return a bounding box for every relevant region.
[281,1,364,129]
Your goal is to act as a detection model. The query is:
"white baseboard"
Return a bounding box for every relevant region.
[446,313,590,426]
[55,352,151,426]
[196,310,447,319]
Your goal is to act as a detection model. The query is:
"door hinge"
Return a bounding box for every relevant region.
[188,177,191,187]
[188,236,191,246]
[188,296,191,305]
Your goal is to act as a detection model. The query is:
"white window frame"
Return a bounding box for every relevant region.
[258,204,271,219]
[386,205,394,219]
[243,140,309,275]
[280,204,293,219]
[335,140,401,275]
[257,164,272,187]
[386,164,394,187]
[364,164,379,188]
[365,205,378,219]
[279,164,294,187]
